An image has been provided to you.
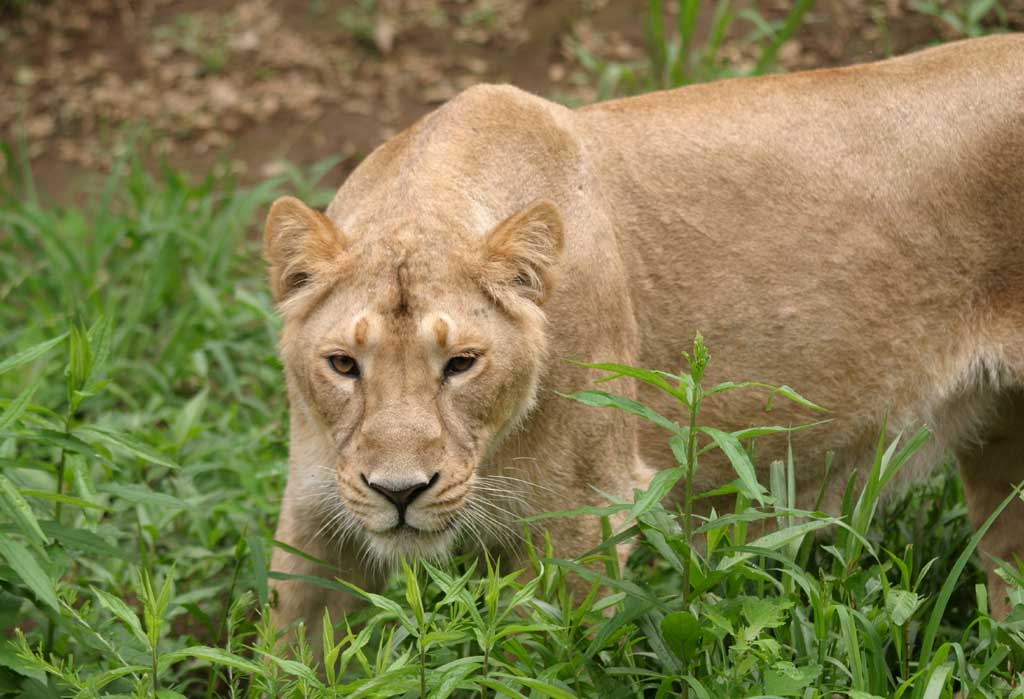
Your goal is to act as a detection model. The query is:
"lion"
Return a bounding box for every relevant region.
[265,34,1024,646]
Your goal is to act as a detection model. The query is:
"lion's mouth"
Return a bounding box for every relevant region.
[385,519,457,535]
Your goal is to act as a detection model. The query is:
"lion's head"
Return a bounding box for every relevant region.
[264,195,563,563]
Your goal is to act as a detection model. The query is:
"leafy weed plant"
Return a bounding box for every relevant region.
[572,0,813,99]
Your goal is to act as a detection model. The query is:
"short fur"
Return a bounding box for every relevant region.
[266,35,1024,646]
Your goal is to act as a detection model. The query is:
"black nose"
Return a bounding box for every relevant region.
[362,472,440,513]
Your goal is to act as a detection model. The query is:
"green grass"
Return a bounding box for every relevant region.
[1,144,1022,698]
[571,0,1012,100]
[570,0,814,100]
[2,3,1024,696]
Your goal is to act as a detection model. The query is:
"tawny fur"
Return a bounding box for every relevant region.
[266,35,1024,648]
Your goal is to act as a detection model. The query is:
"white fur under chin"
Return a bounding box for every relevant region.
[364,526,459,567]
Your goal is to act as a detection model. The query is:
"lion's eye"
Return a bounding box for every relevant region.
[328,355,360,378]
[443,355,476,379]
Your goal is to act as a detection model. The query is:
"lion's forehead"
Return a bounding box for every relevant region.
[339,311,457,351]
[343,238,475,315]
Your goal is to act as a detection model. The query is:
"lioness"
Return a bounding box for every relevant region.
[266,34,1024,643]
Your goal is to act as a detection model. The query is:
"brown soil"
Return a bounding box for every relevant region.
[1,0,1021,202]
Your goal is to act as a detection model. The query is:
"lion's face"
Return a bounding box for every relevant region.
[265,197,563,563]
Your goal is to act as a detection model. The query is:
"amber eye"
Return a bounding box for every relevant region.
[443,355,477,379]
[328,355,360,378]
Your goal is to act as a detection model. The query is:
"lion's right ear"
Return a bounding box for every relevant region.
[263,196,347,304]
[478,199,565,307]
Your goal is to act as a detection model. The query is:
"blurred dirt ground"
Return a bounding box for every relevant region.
[1,0,1021,201]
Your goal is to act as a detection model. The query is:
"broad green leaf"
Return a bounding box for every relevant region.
[156,690,188,699]
[158,645,263,674]
[639,612,683,674]
[837,606,866,691]
[741,596,793,637]
[0,379,41,431]
[559,390,683,435]
[96,483,188,510]
[523,501,632,522]
[75,426,180,470]
[765,384,826,412]
[585,595,657,657]
[155,565,174,620]
[544,558,667,610]
[20,489,106,511]
[638,522,687,576]
[0,474,48,555]
[269,539,335,569]
[623,466,685,526]
[92,664,148,689]
[697,426,768,504]
[402,559,424,626]
[885,588,922,627]
[258,652,322,683]
[727,421,830,442]
[267,571,359,596]
[422,629,472,646]
[477,679,530,699]
[341,666,420,699]
[922,660,953,699]
[494,674,576,699]
[763,661,821,697]
[704,380,826,412]
[85,315,114,383]
[492,623,558,642]
[661,610,700,660]
[0,537,59,612]
[67,319,90,398]
[681,676,713,699]
[430,658,483,699]
[0,333,68,378]
[567,360,681,398]
[68,452,100,525]
[91,586,148,646]
[40,521,131,561]
[172,388,208,447]
[718,519,835,570]
[669,432,689,466]
[0,399,62,429]
[246,533,268,606]
[365,591,412,621]
[15,429,107,462]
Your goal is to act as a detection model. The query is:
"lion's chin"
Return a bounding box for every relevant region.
[364,525,458,565]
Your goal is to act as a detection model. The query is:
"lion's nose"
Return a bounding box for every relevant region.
[362,472,440,513]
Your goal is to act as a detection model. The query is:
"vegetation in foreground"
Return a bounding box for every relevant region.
[2,142,1023,698]
[2,2,1024,696]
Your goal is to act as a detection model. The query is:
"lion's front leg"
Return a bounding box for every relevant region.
[269,495,383,658]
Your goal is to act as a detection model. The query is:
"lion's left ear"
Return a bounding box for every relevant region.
[479,199,565,306]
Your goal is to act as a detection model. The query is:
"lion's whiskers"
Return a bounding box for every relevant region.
[462,496,520,553]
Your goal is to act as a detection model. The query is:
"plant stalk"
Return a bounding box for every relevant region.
[44,411,72,658]
[152,642,160,697]
[680,382,701,699]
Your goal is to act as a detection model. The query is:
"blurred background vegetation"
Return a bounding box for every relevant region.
[2,0,1021,202]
